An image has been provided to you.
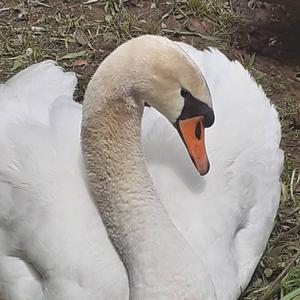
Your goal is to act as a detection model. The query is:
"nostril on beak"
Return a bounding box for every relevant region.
[195,122,201,140]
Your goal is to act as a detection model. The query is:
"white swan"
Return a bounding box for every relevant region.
[0,35,283,300]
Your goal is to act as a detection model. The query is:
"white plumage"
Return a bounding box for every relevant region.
[0,44,283,300]
[0,62,128,300]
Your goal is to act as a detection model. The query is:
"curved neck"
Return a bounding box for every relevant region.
[81,89,216,299]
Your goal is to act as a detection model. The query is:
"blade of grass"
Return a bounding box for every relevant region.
[59,50,87,60]
[280,287,300,300]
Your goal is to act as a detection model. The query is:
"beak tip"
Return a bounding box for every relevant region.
[191,156,210,176]
[198,160,210,176]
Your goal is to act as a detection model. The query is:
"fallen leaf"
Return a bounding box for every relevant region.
[188,17,209,33]
[73,59,88,67]
[74,29,89,46]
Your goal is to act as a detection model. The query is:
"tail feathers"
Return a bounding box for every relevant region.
[0,63,80,222]
[1,61,77,125]
[6,60,77,102]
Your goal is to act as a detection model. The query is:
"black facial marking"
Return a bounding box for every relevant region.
[176,88,215,128]
[144,102,150,107]
[195,122,201,140]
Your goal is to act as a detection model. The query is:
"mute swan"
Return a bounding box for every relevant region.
[0,35,283,300]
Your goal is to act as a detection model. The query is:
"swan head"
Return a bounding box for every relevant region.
[90,35,214,175]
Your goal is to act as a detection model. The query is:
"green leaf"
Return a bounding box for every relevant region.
[174,26,181,34]
[247,53,256,70]
[60,50,87,60]
[11,57,25,72]
[105,14,113,23]
[264,268,273,278]
[197,34,220,42]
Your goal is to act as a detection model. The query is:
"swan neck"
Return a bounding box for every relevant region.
[81,90,216,299]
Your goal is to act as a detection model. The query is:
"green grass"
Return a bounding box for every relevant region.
[184,0,238,30]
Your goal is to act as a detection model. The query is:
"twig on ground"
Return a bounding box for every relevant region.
[161,28,219,42]
[0,7,12,12]
[287,206,300,216]
[159,0,177,25]
[270,225,300,247]
[29,0,51,8]
[83,0,100,5]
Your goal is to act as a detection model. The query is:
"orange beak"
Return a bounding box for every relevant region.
[178,116,209,175]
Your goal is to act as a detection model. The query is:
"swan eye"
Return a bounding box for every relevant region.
[180,88,191,98]
[195,122,201,139]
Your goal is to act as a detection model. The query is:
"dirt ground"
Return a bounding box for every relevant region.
[0,0,299,299]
